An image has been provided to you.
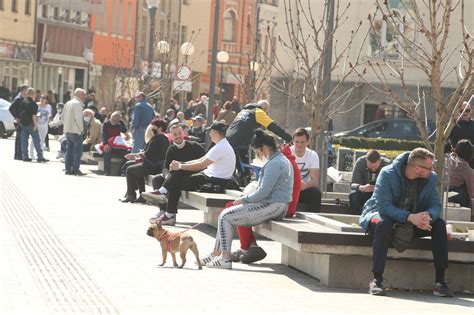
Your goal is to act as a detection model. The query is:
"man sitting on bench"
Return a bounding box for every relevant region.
[290,128,321,212]
[359,148,452,297]
[349,150,391,215]
[142,124,205,217]
[144,121,236,226]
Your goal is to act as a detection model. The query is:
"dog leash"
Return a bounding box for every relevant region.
[179,222,201,233]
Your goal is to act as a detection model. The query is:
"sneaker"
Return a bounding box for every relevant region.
[230,249,245,263]
[206,256,232,269]
[141,190,168,204]
[239,246,267,264]
[149,211,166,224]
[433,282,454,297]
[369,279,386,296]
[199,253,216,265]
[158,214,176,226]
[37,158,49,163]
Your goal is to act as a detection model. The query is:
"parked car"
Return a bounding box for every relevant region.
[333,118,436,141]
[0,98,16,138]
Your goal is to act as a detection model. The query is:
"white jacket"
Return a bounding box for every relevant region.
[63,97,84,135]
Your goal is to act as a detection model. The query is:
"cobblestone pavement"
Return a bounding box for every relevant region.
[0,137,473,315]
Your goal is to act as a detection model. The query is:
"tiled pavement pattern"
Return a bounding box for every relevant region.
[0,137,473,315]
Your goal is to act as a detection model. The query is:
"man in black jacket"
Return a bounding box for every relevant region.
[226,100,292,184]
[9,84,28,160]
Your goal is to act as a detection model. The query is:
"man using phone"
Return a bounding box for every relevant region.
[349,150,391,214]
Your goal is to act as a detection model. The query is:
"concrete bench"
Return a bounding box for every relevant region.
[84,151,124,175]
[253,213,474,292]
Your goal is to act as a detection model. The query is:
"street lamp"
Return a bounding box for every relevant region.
[180,42,195,109]
[57,67,63,103]
[250,60,259,101]
[217,50,229,107]
[146,0,160,82]
[84,49,94,92]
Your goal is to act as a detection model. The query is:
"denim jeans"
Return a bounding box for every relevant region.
[21,124,43,160]
[65,133,83,173]
[132,127,146,153]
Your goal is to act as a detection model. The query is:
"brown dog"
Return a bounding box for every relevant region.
[146,222,202,269]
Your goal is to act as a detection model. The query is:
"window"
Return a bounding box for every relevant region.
[161,0,166,13]
[64,10,70,22]
[11,0,17,12]
[41,5,48,18]
[111,0,117,34]
[246,13,252,45]
[75,11,81,24]
[223,10,236,41]
[118,0,124,36]
[102,2,108,33]
[25,0,30,15]
[53,7,59,19]
[0,0,3,11]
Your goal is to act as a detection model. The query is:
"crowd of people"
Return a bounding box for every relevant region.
[6,85,474,298]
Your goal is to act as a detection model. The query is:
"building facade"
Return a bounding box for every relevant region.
[0,0,36,97]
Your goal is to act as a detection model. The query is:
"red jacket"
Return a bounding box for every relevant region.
[281,144,301,217]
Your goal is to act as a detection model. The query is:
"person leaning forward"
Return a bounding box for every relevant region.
[359,148,453,297]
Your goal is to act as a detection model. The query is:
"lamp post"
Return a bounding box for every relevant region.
[84,50,94,92]
[157,40,170,115]
[216,50,229,107]
[57,66,63,103]
[250,60,259,101]
[180,42,195,110]
[146,0,160,85]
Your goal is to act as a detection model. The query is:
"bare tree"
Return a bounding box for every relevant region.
[270,0,365,148]
[355,0,473,195]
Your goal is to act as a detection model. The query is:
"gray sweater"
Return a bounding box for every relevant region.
[350,155,391,191]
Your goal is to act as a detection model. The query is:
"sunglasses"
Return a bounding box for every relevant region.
[461,108,471,113]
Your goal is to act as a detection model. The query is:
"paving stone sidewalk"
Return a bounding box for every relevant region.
[0,137,473,315]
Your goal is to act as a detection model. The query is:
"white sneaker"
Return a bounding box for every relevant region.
[206,256,232,269]
[199,253,216,265]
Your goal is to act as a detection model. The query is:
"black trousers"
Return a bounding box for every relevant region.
[349,190,373,215]
[369,216,448,275]
[126,164,153,197]
[163,171,209,214]
[298,187,322,212]
[14,125,22,159]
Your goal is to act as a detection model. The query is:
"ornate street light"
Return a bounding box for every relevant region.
[57,67,63,103]
[217,51,229,107]
[84,49,94,92]
[180,42,195,63]
[146,0,160,82]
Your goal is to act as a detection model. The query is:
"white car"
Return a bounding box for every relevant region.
[0,98,16,138]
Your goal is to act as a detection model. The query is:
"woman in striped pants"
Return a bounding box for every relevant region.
[202,130,294,269]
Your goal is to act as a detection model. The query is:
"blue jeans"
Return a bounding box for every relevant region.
[65,133,83,173]
[21,124,43,160]
[132,127,146,153]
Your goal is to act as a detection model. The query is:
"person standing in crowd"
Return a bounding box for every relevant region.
[9,84,29,160]
[19,88,48,163]
[28,94,51,159]
[192,95,207,117]
[448,101,474,168]
[290,128,322,212]
[82,109,103,152]
[360,148,452,297]
[349,150,391,215]
[216,101,237,125]
[63,88,86,175]
[201,130,293,269]
[130,92,155,153]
